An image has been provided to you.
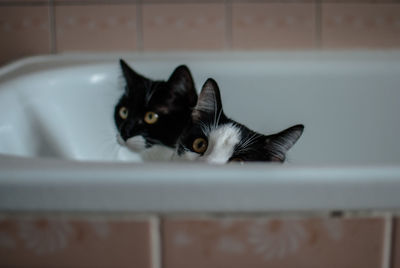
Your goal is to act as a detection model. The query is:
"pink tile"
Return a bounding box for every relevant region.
[232,3,316,50]
[143,4,226,50]
[0,0,47,2]
[322,4,400,48]
[392,218,400,268]
[0,215,152,268]
[142,0,224,2]
[321,0,375,2]
[322,0,400,2]
[163,217,384,268]
[0,6,50,66]
[53,0,109,1]
[55,4,137,52]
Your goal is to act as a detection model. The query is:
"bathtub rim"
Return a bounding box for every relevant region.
[1,154,400,213]
[2,50,400,80]
[2,51,400,213]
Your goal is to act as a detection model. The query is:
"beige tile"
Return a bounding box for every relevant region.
[162,217,384,268]
[0,216,152,268]
[0,6,50,66]
[322,4,400,48]
[55,4,137,52]
[232,3,316,50]
[143,4,226,50]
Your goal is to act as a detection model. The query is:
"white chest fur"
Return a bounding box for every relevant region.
[121,135,175,161]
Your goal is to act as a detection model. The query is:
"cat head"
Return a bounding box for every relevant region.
[115,59,197,152]
[175,78,304,164]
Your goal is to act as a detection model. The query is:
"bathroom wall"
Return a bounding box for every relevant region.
[1,0,400,267]
[1,0,400,66]
[0,213,398,268]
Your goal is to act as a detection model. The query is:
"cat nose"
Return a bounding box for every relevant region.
[120,121,142,141]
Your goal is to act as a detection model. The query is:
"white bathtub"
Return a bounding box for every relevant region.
[1,52,400,213]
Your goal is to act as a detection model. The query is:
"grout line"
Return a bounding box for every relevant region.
[0,2,49,7]
[225,0,233,50]
[157,211,395,220]
[382,213,394,268]
[51,0,141,5]
[150,216,162,268]
[48,0,57,54]
[136,1,144,51]
[315,0,322,49]
[0,0,398,7]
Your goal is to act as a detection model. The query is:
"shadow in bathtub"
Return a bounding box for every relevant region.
[25,104,77,159]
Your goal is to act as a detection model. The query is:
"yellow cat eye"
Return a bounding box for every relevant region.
[192,137,208,154]
[144,111,159,124]
[119,107,128,120]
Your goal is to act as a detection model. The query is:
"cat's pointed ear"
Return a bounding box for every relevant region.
[119,59,148,94]
[264,124,304,162]
[192,78,223,121]
[167,65,197,107]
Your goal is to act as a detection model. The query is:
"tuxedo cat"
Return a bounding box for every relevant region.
[175,78,304,164]
[115,59,197,160]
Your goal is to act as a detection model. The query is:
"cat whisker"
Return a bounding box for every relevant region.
[236,132,262,154]
[199,119,212,136]
[214,109,223,131]
[96,133,118,145]
[94,137,121,160]
[109,144,122,159]
[239,132,258,148]
[145,79,157,105]
[211,89,219,130]
[143,137,160,145]
[234,144,256,154]
[181,144,193,153]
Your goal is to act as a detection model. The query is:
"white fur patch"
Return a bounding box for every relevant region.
[173,124,240,164]
[119,135,176,161]
[141,145,175,161]
[172,150,199,162]
[203,124,240,164]
[125,135,147,152]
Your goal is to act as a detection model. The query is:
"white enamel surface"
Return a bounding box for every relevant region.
[1,52,400,212]
[0,63,137,161]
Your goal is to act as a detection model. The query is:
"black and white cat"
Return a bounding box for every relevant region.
[115,59,197,161]
[174,78,304,164]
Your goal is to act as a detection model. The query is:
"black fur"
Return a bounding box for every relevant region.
[115,59,197,149]
[177,78,304,162]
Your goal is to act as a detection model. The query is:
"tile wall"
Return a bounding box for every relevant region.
[1,0,400,66]
[0,213,399,267]
[1,0,400,267]
[0,215,154,267]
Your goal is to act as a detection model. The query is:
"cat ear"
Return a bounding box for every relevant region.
[192,78,223,121]
[119,59,148,95]
[167,65,197,107]
[264,124,304,162]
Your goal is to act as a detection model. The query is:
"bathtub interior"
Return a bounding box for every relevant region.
[0,52,400,165]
